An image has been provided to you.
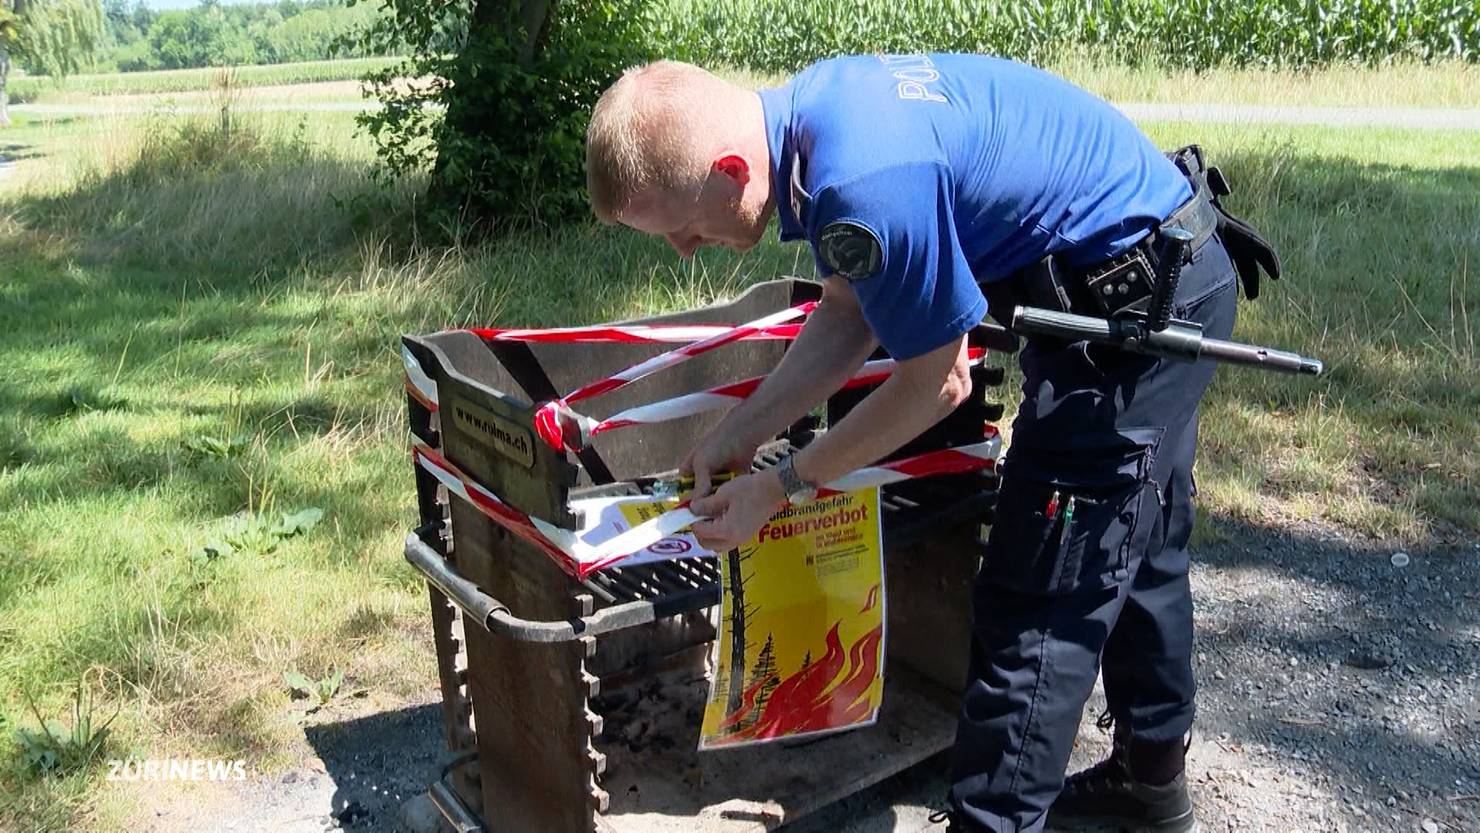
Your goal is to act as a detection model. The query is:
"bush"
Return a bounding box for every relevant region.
[355,0,660,231]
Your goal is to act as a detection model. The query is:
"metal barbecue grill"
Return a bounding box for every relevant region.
[401,278,1015,833]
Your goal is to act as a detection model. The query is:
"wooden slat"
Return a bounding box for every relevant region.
[456,499,597,833]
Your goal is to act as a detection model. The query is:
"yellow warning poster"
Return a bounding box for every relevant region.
[697,488,886,750]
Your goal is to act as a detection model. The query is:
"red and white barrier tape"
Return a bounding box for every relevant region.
[471,322,804,344]
[587,347,988,439]
[534,302,817,451]
[584,432,1004,574]
[413,443,585,574]
[820,425,1000,495]
[406,325,991,457]
[406,306,815,422]
[414,429,1001,579]
[402,318,811,415]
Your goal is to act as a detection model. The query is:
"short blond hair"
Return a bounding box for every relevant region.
[586,60,731,223]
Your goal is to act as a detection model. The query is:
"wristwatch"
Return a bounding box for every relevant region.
[776,454,819,506]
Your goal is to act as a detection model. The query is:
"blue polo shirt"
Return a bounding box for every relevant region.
[758,54,1191,360]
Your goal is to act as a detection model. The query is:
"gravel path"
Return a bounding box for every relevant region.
[10,101,1480,130]
[789,519,1480,833]
[128,519,1478,833]
[12,101,375,115]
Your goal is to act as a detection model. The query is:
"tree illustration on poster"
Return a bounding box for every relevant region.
[724,546,748,716]
[722,545,782,731]
[745,633,781,728]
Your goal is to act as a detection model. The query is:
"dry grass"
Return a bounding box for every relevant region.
[1056,56,1480,109]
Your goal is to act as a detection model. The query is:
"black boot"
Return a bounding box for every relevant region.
[1049,728,1197,833]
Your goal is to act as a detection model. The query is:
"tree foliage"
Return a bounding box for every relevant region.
[2,0,102,77]
[1,0,102,125]
[352,0,659,231]
[93,0,391,73]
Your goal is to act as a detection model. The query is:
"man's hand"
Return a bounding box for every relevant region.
[680,426,760,499]
[679,276,875,499]
[689,470,786,552]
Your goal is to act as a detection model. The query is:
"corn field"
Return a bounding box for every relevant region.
[652,0,1480,71]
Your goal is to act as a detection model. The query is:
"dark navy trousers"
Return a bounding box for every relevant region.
[949,235,1240,833]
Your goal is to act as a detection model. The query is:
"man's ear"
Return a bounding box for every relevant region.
[713,153,750,187]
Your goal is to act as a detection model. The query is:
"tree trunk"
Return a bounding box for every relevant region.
[428,0,558,218]
[0,42,11,128]
[516,0,553,70]
[5,0,21,125]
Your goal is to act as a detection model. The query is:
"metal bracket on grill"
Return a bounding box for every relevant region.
[406,532,717,643]
[429,775,486,833]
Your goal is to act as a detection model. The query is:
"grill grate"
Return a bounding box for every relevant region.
[579,444,996,609]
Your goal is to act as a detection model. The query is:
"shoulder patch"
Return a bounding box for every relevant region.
[817,222,883,280]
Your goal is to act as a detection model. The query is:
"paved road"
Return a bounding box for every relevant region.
[1116,101,1480,130]
[13,101,373,115]
[11,100,1480,130]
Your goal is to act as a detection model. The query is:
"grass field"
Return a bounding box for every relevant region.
[5,57,400,104]
[9,55,1480,108]
[1060,57,1480,108]
[0,65,1476,831]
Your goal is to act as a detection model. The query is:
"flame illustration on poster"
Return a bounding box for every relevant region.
[699,487,885,750]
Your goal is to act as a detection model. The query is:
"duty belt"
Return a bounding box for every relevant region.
[993,144,1278,324]
[995,186,1214,323]
[995,146,1318,376]
[1067,181,1219,318]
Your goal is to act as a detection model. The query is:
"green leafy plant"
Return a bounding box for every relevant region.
[283,666,344,707]
[14,680,117,778]
[182,432,252,459]
[54,384,126,416]
[192,507,325,566]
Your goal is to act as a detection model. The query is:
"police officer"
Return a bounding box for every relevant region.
[586,54,1273,833]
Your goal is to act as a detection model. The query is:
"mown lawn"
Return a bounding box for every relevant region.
[0,76,1476,830]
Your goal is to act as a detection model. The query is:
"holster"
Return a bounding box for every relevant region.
[1166,144,1281,300]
